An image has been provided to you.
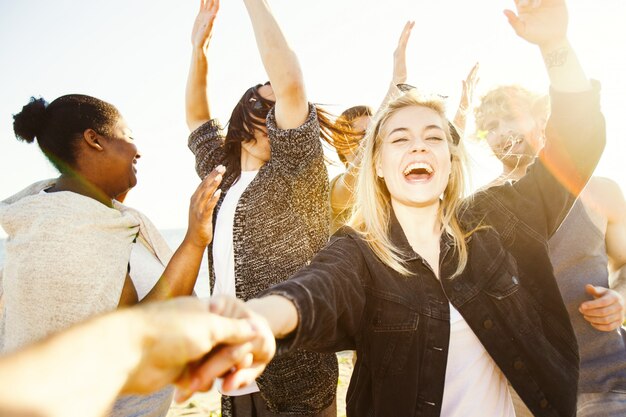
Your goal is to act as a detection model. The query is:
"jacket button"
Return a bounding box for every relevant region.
[513,359,524,370]
[540,399,549,408]
[483,319,493,329]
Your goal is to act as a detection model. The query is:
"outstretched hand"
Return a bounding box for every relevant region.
[191,0,220,50]
[171,296,276,400]
[504,0,568,49]
[392,21,415,85]
[121,297,274,398]
[579,284,626,332]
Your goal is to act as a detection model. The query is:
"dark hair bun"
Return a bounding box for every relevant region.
[13,97,49,143]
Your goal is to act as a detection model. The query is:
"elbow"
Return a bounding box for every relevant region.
[272,70,306,103]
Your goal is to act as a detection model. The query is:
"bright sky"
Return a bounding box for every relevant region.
[1,0,624,238]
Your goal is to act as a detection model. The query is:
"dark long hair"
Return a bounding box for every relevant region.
[13,94,120,173]
[223,82,356,179]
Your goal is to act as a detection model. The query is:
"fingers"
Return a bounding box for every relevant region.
[176,342,255,400]
[503,9,525,36]
[580,285,625,332]
[396,21,415,51]
[222,364,267,392]
[583,313,623,332]
[191,165,224,217]
[208,295,251,319]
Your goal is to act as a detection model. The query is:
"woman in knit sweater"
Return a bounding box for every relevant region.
[184,0,339,415]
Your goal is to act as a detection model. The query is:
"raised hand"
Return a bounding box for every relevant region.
[191,0,220,50]
[579,284,626,332]
[459,63,479,115]
[184,165,224,249]
[453,62,479,135]
[503,0,568,49]
[392,21,415,85]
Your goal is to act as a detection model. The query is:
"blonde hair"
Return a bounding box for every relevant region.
[474,85,550,135]
[348,91,470,278]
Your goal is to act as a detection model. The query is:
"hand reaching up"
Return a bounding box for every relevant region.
[191,0,220,50]
[504,0,568,50]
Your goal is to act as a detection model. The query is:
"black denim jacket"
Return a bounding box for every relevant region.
[266,85,605,417]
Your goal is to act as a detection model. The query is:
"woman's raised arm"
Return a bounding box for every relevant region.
[185,0,220,132]
[243,0,308,129]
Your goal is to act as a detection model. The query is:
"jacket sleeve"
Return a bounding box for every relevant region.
[188,119,228,179]
[485,82,606,239]
[262,234,367,354]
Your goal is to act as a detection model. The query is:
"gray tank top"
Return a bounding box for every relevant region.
[549,199,626,393]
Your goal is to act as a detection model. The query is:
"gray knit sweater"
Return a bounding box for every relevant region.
[188,105,338,415]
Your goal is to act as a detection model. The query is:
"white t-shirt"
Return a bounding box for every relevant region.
[212,170,259,396]
[440,304,515,417]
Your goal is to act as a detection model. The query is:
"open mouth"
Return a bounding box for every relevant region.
[403,162,434,181]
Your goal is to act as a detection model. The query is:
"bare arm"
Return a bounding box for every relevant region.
[0,298,271,417]
[452,63,479,137]
[247,295,299,338]
[185,0,220,132]
[577,179,626,331]
[243,0,307,129]
[330,22,415,218]
[141,166,224,302]
[377,21,414,114]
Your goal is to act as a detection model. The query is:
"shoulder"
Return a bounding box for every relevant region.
[581,177,626,223]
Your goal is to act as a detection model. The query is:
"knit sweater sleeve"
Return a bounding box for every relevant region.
[265,104,323,178]
[188,119,228,179]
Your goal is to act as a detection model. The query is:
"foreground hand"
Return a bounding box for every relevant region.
[504,0,568,49]
[392,21,415,85]
[579,284,626,332]
[173,296,276,400]
[191,0,220,50]
[184,165,224,248]
[122,297,265,395]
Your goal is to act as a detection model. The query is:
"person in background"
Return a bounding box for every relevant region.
[0,297,276,417]
[330,21,479,233]
[475,83,626,416]
[2,93,224,417]
[184,0,343,415]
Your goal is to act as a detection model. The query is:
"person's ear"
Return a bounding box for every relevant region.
[375,159,384,178]
[83,129,104,151]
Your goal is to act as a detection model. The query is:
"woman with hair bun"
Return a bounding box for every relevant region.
[1,93,224,417]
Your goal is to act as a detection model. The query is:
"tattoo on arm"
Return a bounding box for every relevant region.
[544,47,570,68]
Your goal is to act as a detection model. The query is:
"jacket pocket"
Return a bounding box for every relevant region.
[482,252,521,300]
[366,293,419,376]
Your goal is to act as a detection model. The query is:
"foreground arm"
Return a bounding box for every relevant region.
[185,0,220,132]
[0,297,273,417]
